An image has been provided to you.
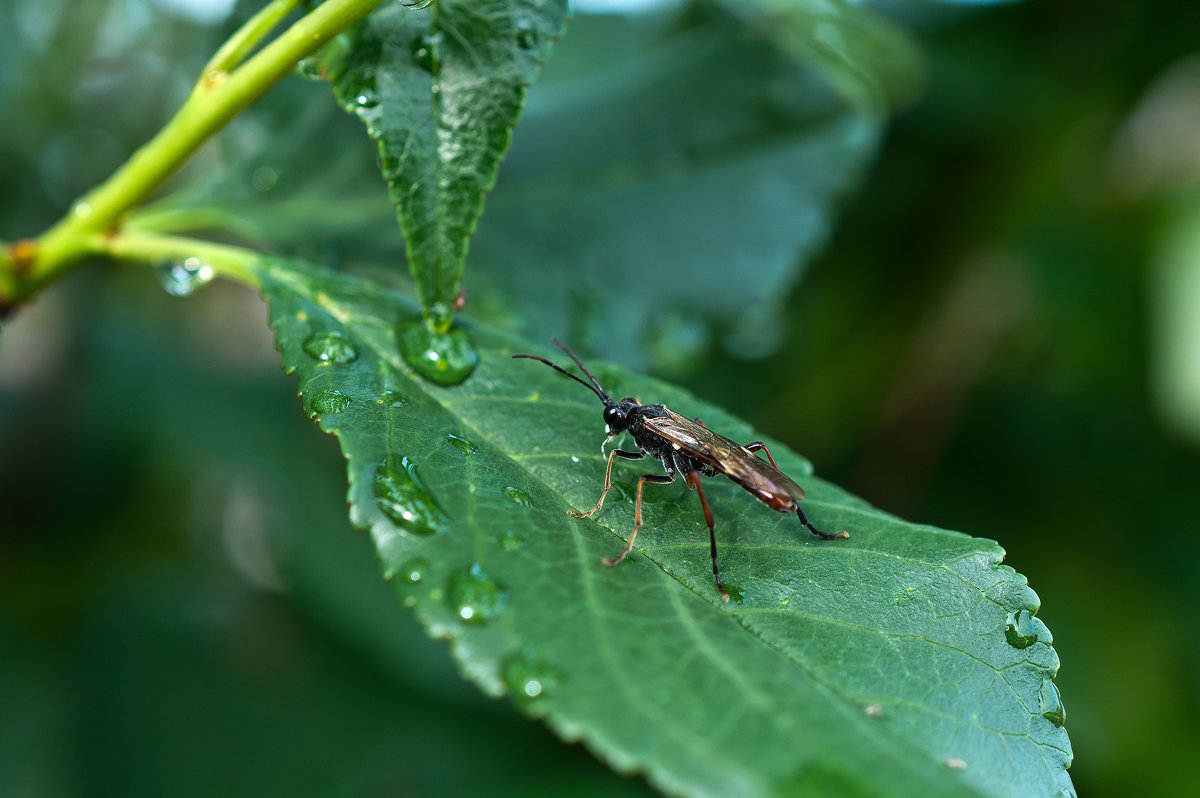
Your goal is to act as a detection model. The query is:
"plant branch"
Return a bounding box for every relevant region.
[4,0,385,309]
[90,230,264,290]
[198,0,303,88]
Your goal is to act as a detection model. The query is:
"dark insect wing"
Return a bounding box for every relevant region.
[643,410,807,504]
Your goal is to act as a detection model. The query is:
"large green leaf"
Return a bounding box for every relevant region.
[469,8,883,365]
[261,257,1074,798]
[320,0,569,327]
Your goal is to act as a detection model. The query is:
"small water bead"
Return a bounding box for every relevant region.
[499,530,526,552]
[303,331,358,363]
[446,433,478,456]
[503,652,557,703]
[502,486,533,508]
[373,457,450,536]
[310,389,350,415]
[399,557,428,585]
[382,390,408,408]
[399,0,436,8]
[1039,679,1066,727]
[515,21,539,51]
[157,257,215,297]
[448,564,509,624]
[1004,609,1050,649]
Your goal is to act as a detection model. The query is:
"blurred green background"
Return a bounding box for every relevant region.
[3,0,1200,795]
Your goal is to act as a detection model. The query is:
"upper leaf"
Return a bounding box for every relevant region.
[469,7,885,365]
[261,257,1074,798]
[320,0,569,328]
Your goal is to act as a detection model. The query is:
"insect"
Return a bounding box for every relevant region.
[512,340,848,601]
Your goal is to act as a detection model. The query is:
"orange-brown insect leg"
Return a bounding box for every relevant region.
[743,441,779,469]
[798,504,849,540]
[571,447,644,519]
[686,470,729,602]
[603,471,673,566]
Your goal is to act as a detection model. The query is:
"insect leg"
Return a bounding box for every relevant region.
[685,470,729,602]
[797,504,850,540]
[742,441,779,469]
[603,471,674,567]
[570,448,645,519]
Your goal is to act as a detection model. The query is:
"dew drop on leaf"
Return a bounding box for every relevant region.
[397,320,479,385]
[448,564,509,624]
[412,30,442,73]
[446,433,478,456]
[1039,679,1066,727]
[398,557,428,585]
[722,583,745,604]
[503,651,557,703]
[310,389,351,415]
[399,0,436,9]
[382,390,408,408]
[515,22,539,51]
[499,530,526,552]
[303,331,359,363]
[1004,609,1049,649]
[373,457,449,536]
[502,486,533,508]
[157,257,214,297]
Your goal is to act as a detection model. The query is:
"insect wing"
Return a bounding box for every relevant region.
[644,410,807,503]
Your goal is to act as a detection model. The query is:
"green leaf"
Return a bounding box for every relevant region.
[726,0,925,113]
[469,8,884,365]
[321,0,569,328]
[261,257,1074,798]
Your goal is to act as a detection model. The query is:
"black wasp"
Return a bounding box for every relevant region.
[513,340,848,601]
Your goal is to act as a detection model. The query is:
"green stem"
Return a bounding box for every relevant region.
[11,0,384,305]
[198,0,303,85]
[90,230,264,290]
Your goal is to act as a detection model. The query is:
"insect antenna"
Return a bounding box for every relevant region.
[512,344,612,405]
[550,339,613,402]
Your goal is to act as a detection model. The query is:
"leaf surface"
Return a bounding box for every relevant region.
[261,258,1074,798]
[322,0,569,322]
[469,8,884,365]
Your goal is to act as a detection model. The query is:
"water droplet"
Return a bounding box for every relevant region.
[73,202,92,219]
[1004,609,1050,649]
[446,433,478,456]
[448,564,508,624]
[503,486,533,508]
[412,30,443,74]
[570,455,580,463]
[398,557,428,585]
[864,703,883,718]
[503,651,557,703]
[1039,679,1066,727]
[515,22,539,51]
[303,331,358,363]
[157,257,215,297]
[251,166,278,192]
[310,389,350,415]
[400,0,436,9]
[499,530,526,552]
[944,758,967,771]
[382,390,408,408]
[397,320,479,386]
[373,457,449,536]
